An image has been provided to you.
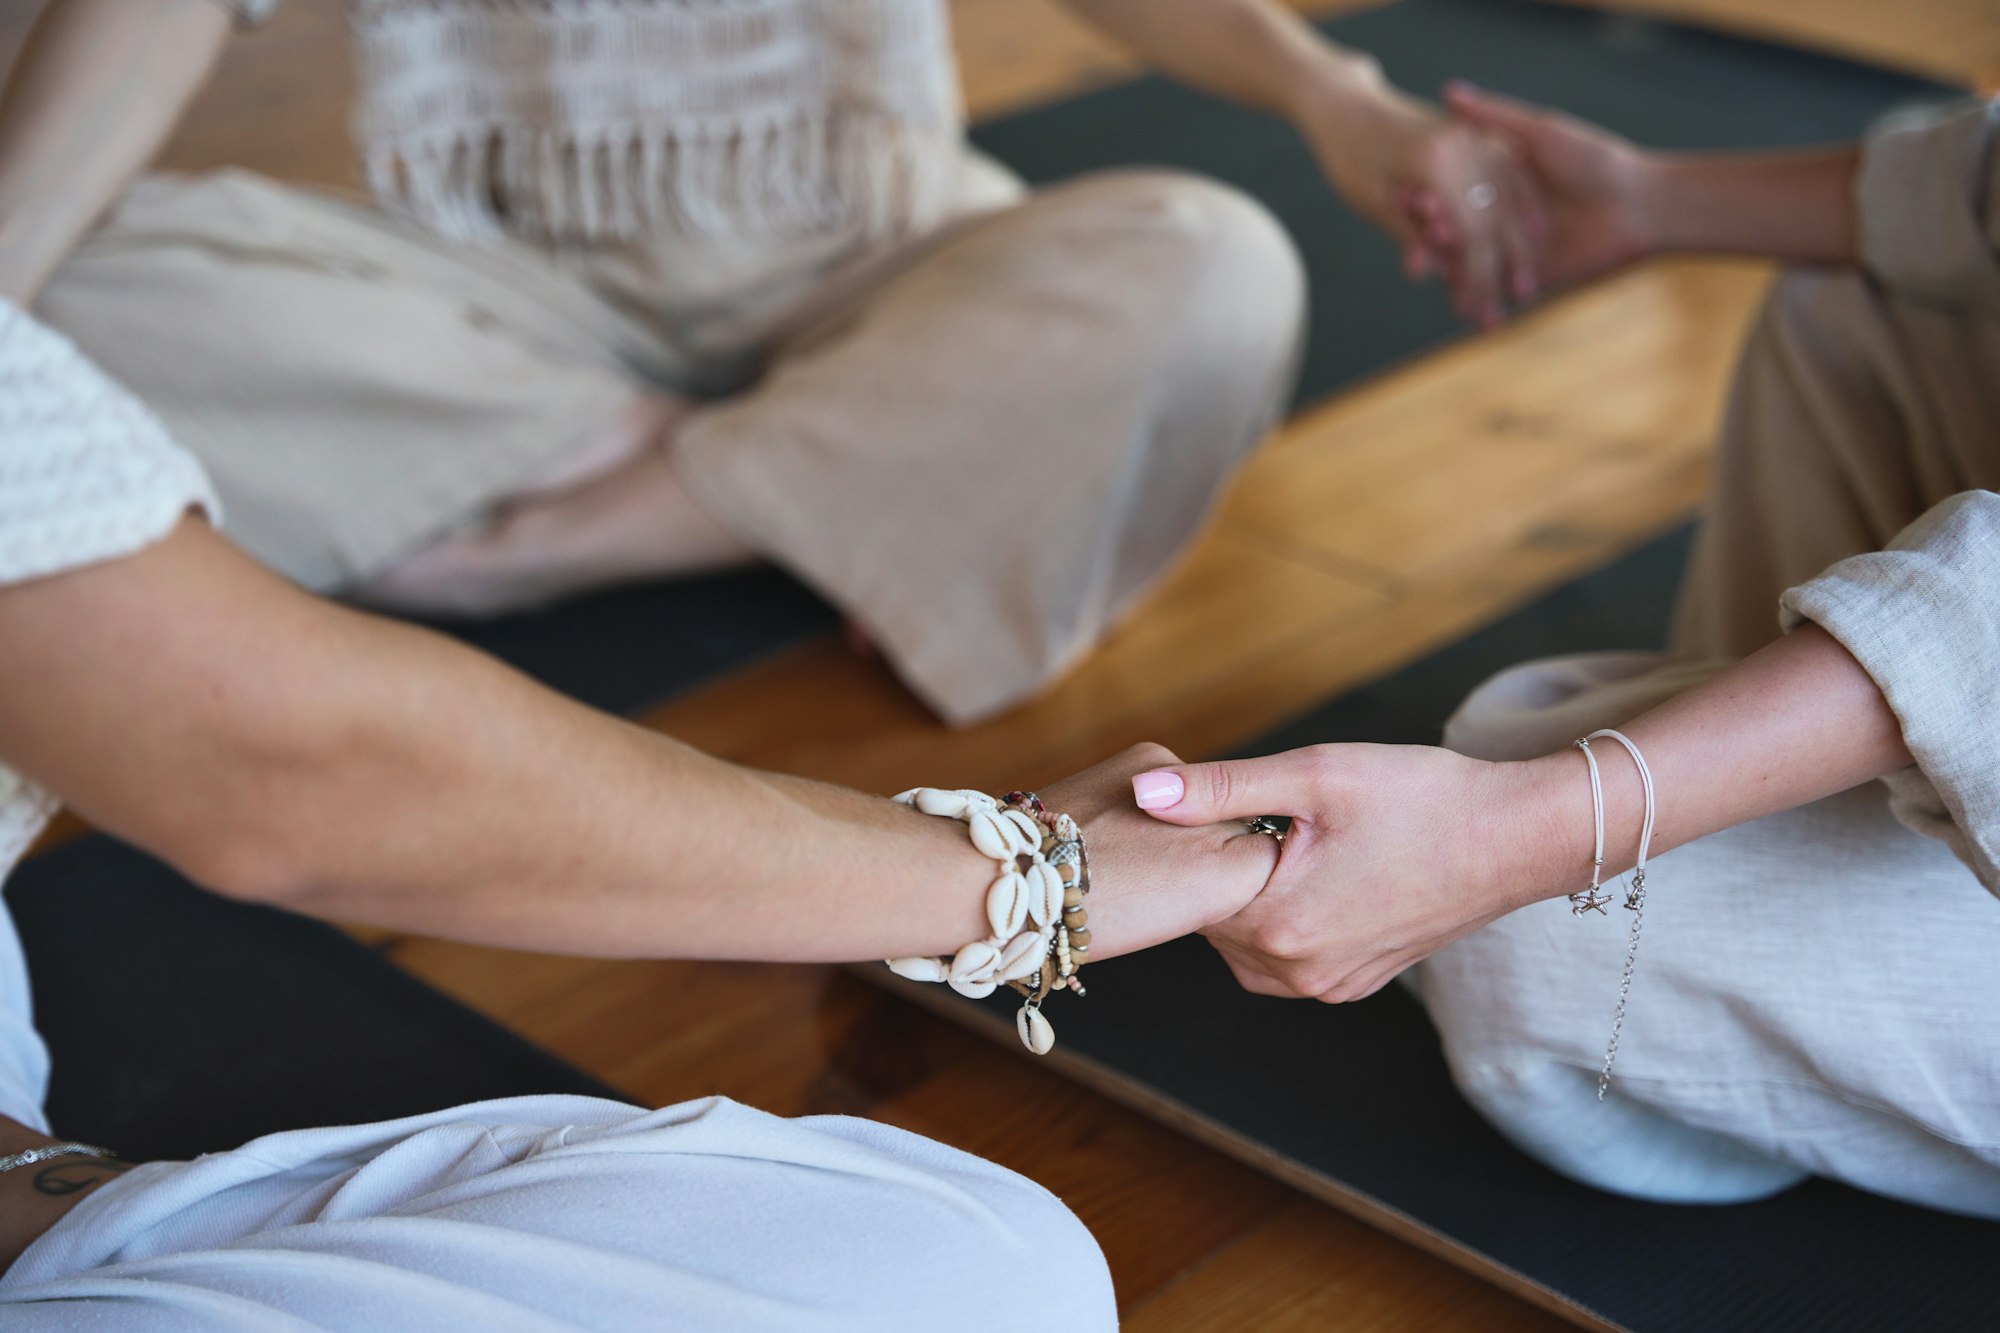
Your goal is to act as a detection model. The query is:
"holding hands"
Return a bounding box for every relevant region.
[1035,744,1283,961]
[1437,82,1659,290]
[1126,744,1576,1001]
[1295,69,1548,325]
[1318,75,1664,323]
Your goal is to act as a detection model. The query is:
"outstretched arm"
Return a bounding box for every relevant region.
[1438,81,1858,290]
[1131,623,1907,1001]
[0,519,1273,963]
[1058,0,1548,324]
[0,0,232,303]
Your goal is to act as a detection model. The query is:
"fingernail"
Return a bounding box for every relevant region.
[1132,771,1185,810]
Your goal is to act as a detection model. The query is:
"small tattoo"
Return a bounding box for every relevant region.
[31,1159,131,1198]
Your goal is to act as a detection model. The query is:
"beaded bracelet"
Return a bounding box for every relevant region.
[885,788,1091,1054]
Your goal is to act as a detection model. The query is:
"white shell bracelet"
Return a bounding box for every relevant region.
[885,788,1092,1055]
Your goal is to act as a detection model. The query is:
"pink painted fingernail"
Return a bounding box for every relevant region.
[1132,771,1185,810]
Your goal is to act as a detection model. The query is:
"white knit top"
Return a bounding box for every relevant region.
[0,303,218,878]
[347,0,965,245]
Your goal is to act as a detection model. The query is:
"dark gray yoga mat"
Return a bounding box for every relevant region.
[896,527,2000,1333]
[19,836,624,1164]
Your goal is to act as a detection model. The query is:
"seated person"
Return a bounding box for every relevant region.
[1,0,1537,724]
[1131,93,2000,1217]
[0,300,1277,1323]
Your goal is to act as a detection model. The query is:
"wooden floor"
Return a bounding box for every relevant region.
[11,0,1994,1327]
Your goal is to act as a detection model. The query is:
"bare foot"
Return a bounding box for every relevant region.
[356,396,758,618]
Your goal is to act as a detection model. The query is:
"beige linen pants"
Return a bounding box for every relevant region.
[39,164,1304,723]
[1416,264,2000,1218]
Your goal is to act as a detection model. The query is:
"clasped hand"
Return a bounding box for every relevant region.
[1127,743,1563,1002]
[1319,77,1658,326]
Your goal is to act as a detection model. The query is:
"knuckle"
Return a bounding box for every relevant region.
[1121,740,1179,771]
[1200,761,1239,813]
[1302,745,1344,797]
[1415,136,1454,175]
[1252,918,1312,963]
[1285,964,1336,999]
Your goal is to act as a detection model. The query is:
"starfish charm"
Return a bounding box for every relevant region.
[1569,888,1613,916]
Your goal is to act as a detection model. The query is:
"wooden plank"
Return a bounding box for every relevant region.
[1126,1199,1577,1333]
[642,526,1387,795]
[950,0,1387,121]
[156,0,360,191]
[865,1040,1298,1315]
[1542,0,1997,90]
[875,968,1610,1331]
[1221,258,1768,586]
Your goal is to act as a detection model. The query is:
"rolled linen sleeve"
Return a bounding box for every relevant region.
[1856,98,2000,312]
[1780,491,2000,897]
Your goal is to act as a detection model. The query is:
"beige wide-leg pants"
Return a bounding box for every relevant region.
[1418,99,2000,1219]
[38,163,1304,723]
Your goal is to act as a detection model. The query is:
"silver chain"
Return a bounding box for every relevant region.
[1596,868,1646,1100]
[0,1142,116,1174]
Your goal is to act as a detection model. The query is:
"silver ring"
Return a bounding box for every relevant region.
[1465,181,1497,211]
[1245,816,1286,844]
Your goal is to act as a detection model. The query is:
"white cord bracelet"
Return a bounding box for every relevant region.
[1574,729,1657,1100]
[1569,737,1611,916]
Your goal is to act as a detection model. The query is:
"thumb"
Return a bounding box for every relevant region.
[1443,80,1549,139]
[1131,750,1320,826]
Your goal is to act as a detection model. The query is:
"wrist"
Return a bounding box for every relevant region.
[1466,752,1595,914]
[1626,152,1697,255]
[1284,46,1394,129]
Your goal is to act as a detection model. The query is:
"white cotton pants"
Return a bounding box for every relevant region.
[0,1091,1116,1331]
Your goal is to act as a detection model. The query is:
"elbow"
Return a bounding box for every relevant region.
[148,719,358,909]
[164,817,323,909]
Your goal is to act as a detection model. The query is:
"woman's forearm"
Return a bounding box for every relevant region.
[1132,622,1914,1002]
[0,522,1268,963]
[0,0,230,303]
[1631,147,1860,265]
[0,522,993,961]
[1502,624,1909,907]
[1057,0,1387,122]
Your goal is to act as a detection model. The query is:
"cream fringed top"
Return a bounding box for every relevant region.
[227,0,966,246]
[0,304,218,880]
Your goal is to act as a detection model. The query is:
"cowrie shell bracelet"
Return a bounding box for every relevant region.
[886,788,1091,1054]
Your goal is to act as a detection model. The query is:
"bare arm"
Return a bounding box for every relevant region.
[0,520,1273,963]
[0,0,230,303]
[1058,0,1379,119]
[1058,0,1549,324]
[1526,624,1904,871]
[1133,625,1908,1000]
[1635,149,1859,264]
[1442,82,1858,290]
